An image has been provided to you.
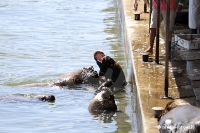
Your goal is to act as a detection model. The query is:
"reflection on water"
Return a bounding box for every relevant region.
[0,0,133,132]
[89,111,116,123]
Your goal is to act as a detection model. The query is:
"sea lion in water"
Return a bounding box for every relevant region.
[35,94,55,102]
[88,87,117,112]
[20,66,100,88]
[53,66,99,87]
[158,99,200,133]
[0,94,55,103]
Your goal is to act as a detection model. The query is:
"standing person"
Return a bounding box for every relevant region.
[93,51,126,88]
[134,0,183,55]
[189,0,200,34]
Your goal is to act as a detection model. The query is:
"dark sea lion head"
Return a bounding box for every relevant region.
[36,95,56,102]
[80,66,99,85]
[158,99,190,122]
[88,87,117,112]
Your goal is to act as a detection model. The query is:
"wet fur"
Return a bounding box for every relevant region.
[35,95,55,102]
[0,94,55,103]
[20,66,99,88]
[158,99,200,133]
[158,99,190,122]
[88,87,117,112]
[54,66,99,87]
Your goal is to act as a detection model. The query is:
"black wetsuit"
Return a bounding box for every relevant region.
[96,56,126,87]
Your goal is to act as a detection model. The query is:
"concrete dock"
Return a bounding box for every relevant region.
[120,0,200,132]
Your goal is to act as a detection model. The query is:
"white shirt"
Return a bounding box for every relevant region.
[189,0,200,29]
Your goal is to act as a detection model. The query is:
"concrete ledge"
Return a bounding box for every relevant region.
[119,0,200,132]
[120,0,175,133]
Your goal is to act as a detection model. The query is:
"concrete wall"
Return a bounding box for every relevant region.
[117,0,144,132]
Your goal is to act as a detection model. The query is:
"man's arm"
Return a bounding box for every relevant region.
[133,0,138,11]
[177,0,183,12]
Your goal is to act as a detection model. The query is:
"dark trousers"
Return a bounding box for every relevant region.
[191,29,200,34]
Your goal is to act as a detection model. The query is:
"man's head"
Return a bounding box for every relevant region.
[94,51,105,62]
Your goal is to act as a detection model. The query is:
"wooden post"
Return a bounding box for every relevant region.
[164,0,170,97]
[155,0,160,64]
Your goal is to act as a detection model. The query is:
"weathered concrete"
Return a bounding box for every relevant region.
[120,0,200,133]
[121,1,172,132]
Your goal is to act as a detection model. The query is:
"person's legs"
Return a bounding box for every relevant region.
[145,28,156,54]
[191,29,197,34]
[145,9,158,55]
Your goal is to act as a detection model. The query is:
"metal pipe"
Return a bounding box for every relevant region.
[164,0,170,97]
[155,0,160,64]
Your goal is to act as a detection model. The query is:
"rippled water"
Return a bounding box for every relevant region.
[0,0,133,132]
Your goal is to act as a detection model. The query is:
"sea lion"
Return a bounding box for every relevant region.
[53,66,99,87]
[158,99,200,133]
[35,94,55,102]
[88,87,117,112]
[0,94,55,103]
[20,66,100,88]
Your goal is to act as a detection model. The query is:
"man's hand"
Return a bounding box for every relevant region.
[133,0,138,11]
[176,3,183,12]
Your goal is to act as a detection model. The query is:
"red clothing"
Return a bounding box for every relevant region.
[152,0,176,10]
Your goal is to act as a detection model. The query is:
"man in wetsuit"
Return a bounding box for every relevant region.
[94,51,126,88]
